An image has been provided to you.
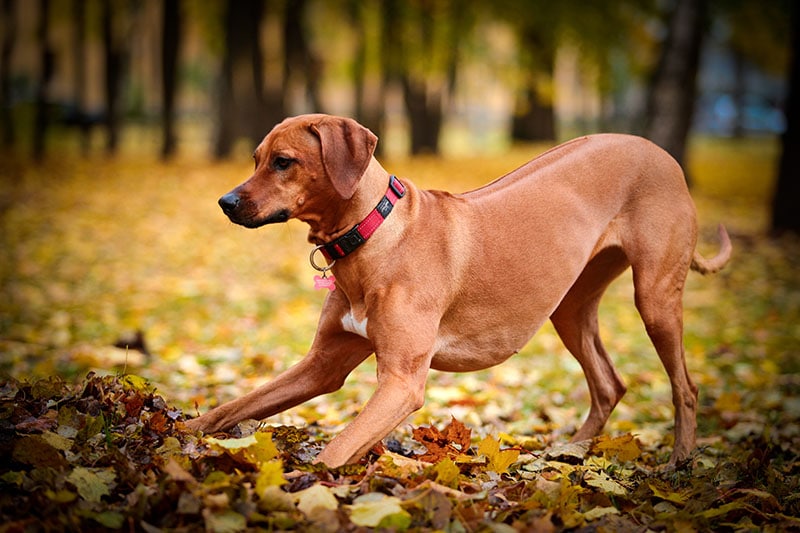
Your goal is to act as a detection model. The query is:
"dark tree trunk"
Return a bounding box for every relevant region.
[101,0,124,154]
[645,0,707,170]
[348,0,383,148]
[33,0,53,161]
[71,0,89,155]
[214,0,267,158]
[512,28,556,142]
[1,0,16,147]
[771,4,800,236]
[161,0,181,159]
[512,86,556,142]
[395,0,463,155]
[283,0,323,113]
[402,75,443,155]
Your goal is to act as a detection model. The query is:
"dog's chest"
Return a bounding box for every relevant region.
[341,310,369,339]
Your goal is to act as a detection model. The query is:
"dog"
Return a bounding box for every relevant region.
[185,114,731,467]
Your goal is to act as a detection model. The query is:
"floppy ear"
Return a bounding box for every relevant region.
[310,116,378,200]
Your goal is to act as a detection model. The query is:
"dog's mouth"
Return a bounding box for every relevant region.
[236,208,291,229]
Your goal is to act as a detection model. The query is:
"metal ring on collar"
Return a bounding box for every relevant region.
[309,245,335,272]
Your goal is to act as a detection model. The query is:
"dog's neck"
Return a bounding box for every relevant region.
[303,159,393,246]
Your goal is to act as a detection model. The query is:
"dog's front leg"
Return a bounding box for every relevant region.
[185,332,372,433]
[186,294,373,433]
[315,365,430,467]
[315,313,437,467]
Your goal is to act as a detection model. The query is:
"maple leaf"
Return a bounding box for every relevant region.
[592,434,642,462]
[477,435,520,474]
[412,416,472,462]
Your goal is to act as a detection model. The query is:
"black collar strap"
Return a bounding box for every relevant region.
[320,175,406,261]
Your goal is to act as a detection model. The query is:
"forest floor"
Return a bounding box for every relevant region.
[1,136,798,531]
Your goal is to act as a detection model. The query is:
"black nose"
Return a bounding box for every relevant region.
[218,192,240,214]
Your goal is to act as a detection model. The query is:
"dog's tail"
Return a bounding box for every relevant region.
[691,224,732,275]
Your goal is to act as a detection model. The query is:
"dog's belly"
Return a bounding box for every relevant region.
[428,325,538,373]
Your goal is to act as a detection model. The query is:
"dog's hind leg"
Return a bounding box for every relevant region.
[550,247,630,442]
[631,254,697,464]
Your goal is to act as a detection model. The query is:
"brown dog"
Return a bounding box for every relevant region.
[186,114,731,467]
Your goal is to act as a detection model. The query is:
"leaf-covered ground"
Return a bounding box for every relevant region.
[1,137,799,531]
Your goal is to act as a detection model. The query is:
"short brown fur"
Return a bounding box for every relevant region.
[186,114,732,467]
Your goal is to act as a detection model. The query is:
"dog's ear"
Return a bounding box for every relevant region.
[310,117,377,200]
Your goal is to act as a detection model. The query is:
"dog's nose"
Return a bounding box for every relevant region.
[218,192,240,214]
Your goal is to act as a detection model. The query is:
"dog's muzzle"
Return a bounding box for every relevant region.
[218,192,290,228]
[218,192,240,217]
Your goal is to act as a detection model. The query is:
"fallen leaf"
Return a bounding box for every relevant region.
[478,435,520,474]
[433,457,461,487]
[592,434,642,462]
[413,416,472,462]
[67,466,115,503]
[295,483,339,517]
[347,493,411,529]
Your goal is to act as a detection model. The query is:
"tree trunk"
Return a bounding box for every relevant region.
[283,0,323,114]
[101,0,123,154]
[71,0,89,155]
[771,4,800,236]
[511,28,556,142]
[349,0,383,147]
[214,0,267,158]
[402,75,443,155]
[645,0,707,170]
[1,0,16,147]
[33,0,53,161]
[161,0,180,159]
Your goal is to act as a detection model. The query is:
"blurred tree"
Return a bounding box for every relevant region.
[720,0,790,138]
[382,0,473,154]
[33,0,53,161]
[497,0,649,142]
[1,0,15,147]
[772,3,799,236]
[161,0,181,159]
[644,0,707,169]
[71,0,89,156]
[101,0,128,155]
[284,0,324,113]
[214,0,272,158]
[348,0,384,146]
[506,2,558,142]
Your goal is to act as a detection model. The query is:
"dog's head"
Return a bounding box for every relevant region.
[218,114,377,229]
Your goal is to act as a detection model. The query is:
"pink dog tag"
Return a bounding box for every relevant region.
[314,274,336,291]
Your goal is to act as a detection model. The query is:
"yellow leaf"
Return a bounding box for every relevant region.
[66,466,115,503]
[255,460,286,493]
[478,435,520,474]
[206,434,257,451]
[295,484,339,517]
[433,457,460,487]
[347,493,411,529]
[649,483,692,505]
[592,434,642,462]
[206,431,278,466]
[250,431,279,464]
[584,471,628,497]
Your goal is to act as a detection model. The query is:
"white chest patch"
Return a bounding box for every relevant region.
[341,311,369,339]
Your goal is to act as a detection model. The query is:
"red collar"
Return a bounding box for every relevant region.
[319,175,405,261]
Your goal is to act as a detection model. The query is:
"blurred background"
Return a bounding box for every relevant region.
[0,0,795,234]
[0,0,798,406]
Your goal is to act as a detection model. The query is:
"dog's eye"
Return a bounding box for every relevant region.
[273,156,294,171]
